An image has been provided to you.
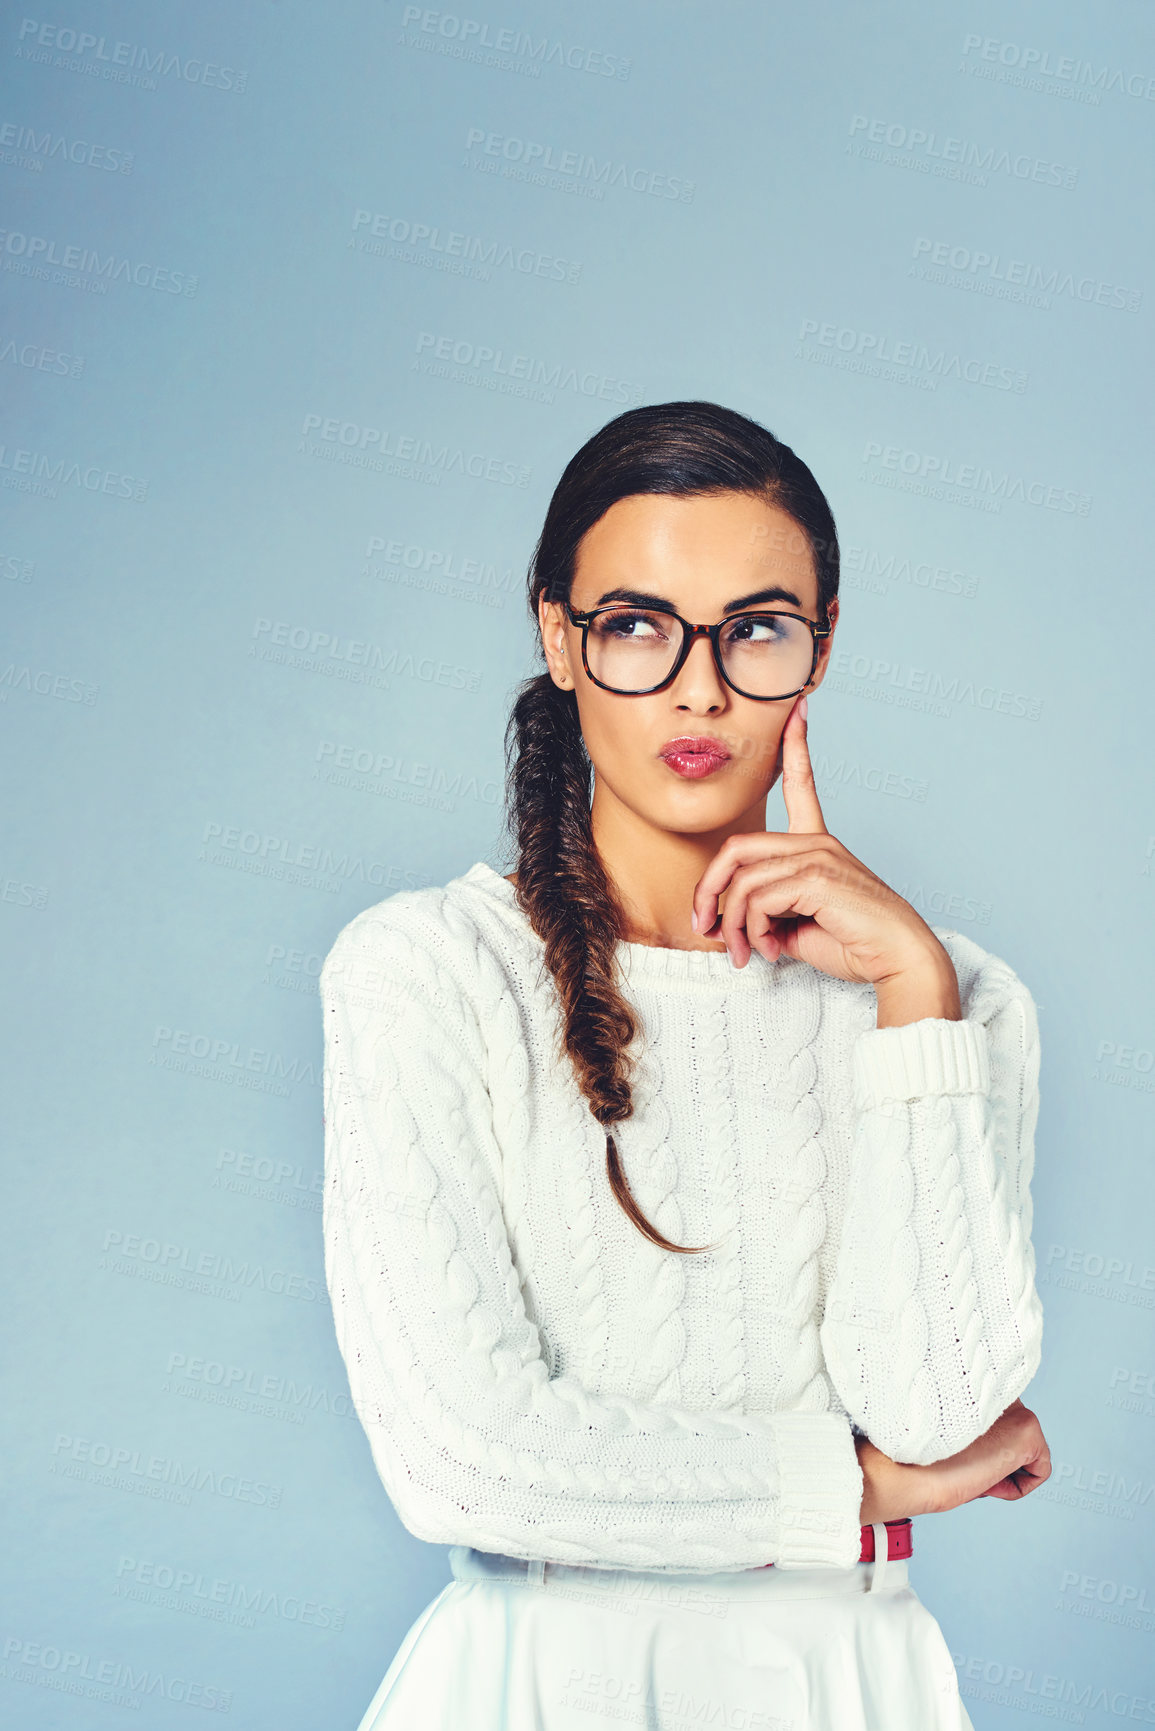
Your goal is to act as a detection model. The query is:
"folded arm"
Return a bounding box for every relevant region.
[819,945,1045,1465]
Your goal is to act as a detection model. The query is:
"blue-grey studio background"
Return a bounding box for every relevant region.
[3,0,1154,1725]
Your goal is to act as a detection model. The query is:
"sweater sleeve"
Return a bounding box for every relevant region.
[818,939,1045,1466]
[320,901,865,1574]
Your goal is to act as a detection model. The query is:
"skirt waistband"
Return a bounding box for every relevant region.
[448,1542,910,1605]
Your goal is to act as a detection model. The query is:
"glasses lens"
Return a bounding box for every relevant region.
[585,609,816,698]
[719,613,813,698]
[586,608,683,692]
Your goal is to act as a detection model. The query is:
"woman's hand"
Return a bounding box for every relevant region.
[691,694,961,1023]
[856,1400,1053,1523]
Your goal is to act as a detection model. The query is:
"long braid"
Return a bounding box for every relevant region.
[505,673,713,1253]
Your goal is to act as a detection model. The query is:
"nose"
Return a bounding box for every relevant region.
[671,631,726,712]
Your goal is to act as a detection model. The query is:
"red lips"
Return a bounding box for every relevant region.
[660,735,731,758]
[659,736,731,779]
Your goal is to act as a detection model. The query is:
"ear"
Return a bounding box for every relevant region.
[538,592,576,690]
[806,596,839,693]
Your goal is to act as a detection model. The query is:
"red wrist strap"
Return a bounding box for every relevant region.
[858,1518,913,1562]
[756,1518,913,1570]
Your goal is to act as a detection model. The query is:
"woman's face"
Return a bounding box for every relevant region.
[539,490,839,837]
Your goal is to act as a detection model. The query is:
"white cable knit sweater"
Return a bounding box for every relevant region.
[320,859,1044,1575]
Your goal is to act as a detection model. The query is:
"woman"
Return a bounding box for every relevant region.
[320,401,1051,1730]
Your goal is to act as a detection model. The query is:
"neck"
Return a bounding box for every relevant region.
[589,780,769,951]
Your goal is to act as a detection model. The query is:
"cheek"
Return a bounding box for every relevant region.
[575,690,648,774]
[725,718,786,792]
[574,688,626,772]
[574,693,671,804]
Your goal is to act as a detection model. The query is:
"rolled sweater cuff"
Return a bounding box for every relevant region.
[765,1411,865,1570]
[852,1016,990,1112]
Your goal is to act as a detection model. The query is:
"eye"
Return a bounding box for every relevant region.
[596,609,671,640]
[725,613,787,643]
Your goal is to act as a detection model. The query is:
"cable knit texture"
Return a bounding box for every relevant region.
[320,860,1044,1575]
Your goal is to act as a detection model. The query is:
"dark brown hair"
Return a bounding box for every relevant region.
[503,402,840,1252]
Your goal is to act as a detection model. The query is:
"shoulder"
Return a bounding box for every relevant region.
[319,867,519,1011]
[928,925,1040,1068]
[930,925,1036,1014]
[321,881,456,970]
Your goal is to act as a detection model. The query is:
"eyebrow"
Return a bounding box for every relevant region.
[592,584,805,615]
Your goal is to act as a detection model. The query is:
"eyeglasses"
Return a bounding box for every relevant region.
[562,601,833,701]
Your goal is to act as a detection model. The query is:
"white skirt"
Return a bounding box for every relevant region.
[353,1527,976,1731]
